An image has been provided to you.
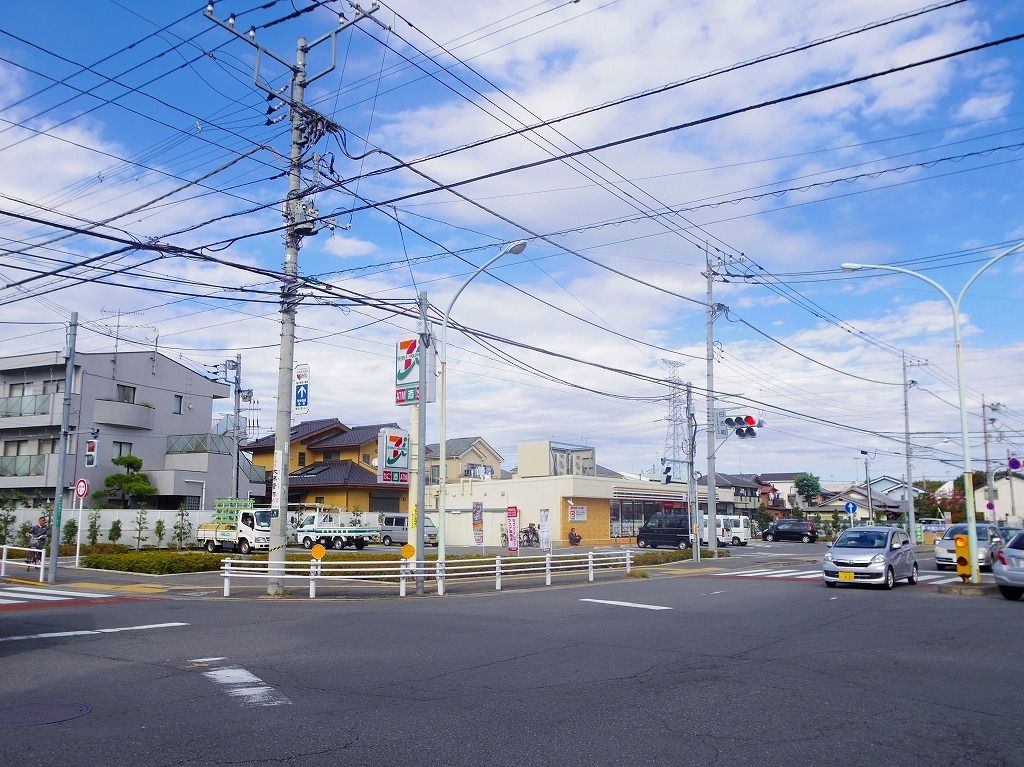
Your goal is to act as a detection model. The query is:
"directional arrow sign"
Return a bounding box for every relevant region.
[844,501,858,514]
[294,364,310,414]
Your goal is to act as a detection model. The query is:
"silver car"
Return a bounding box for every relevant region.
[822,526,918,589]
[993,531,1024,601]
[933,523,1003,572]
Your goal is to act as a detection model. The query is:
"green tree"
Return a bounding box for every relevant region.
[87,509,102,546]
[0,491,26,544]
[172,504,193,550]
[108,519,122,544]
[953,471,988,496]
[793,473,823,506]
[62,518,79,547]
[754,504,773,534]
[17,520,32,546]
[132,505,148,550]
[99,455,158,508]
[154,519,166,548]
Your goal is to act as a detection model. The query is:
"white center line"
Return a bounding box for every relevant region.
[0,622,189,643]
[579,598,672,610]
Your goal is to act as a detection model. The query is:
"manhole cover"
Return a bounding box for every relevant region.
[0,702,91,726]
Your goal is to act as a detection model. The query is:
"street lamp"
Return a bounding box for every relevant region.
[842,240,1024,584]
[438,240,528,566]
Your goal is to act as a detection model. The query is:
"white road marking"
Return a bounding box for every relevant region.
[793,572,825,579]
[718,569,778,576]
[0,622,189,643]
[5,586,112,599]
[189,656,227,663]
[0,590,67,601]
[764,570,815,578]
[202,665,291,707]
[579,598,672,611]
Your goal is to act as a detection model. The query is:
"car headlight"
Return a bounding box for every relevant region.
[871,554,885,564]
[823,552,833,562]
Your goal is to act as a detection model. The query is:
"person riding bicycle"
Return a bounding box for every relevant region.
[26,516,50,564]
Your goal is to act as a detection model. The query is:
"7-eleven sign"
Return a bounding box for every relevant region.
[377,428,410,485]
[395,337,436,406]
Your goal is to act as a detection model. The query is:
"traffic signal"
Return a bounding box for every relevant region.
[662,462,672,484]
[724,414,763,439]
[84,438,98,468]
[954,534,971,581]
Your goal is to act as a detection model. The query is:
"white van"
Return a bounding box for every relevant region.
[701,514,751,546]
[380,513,438,547]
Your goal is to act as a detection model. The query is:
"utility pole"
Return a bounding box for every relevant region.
[704,251,723,553]
[1008,449,1018,522]
[686,382,699,564]
[414,291,429,595]
[861,450,874,523]
[902,352,917,538]
[982,397,1000,518]
[205,3,377,596]
[49,311,77,584]
[232,354,242,499]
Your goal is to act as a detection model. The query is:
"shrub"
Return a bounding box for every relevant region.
[62,518,79,547]
[87,509,101,546]
[81,550,226,574]
[108,519,122,544]
[154,519,166,547]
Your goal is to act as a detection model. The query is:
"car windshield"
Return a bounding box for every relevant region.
[253,511,272,528]
[834,530,887,548]
[942,524,989,541]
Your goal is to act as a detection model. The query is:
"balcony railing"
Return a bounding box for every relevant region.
[166,433,233,455]
[0,394,51,418]
[0,455,46,477]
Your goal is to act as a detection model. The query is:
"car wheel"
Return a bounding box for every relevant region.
[765,533,775,542]
[637,538,647,548]
[382,536,393,547]
[907,563,918,585]
[205,539,217,554]
[332,537,345,550]
[677,539,689,550]
[302,537,313,550]
[883,567,895,590]
[825,580,837,588]
[998,585,1024,601]
[238,539,252,555]
[355,540,366,550]
[732,537,741,546]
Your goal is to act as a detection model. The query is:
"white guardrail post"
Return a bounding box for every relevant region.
[399,560,407,597]
[223,560,231,597]
[626,549,632,575]
[1,545,7,578]
[436,559,445,596]
[309,559,317,599]
[588,551,594,582]
[495,555,502,591]
[545,552,551,586]
[38,551,46,582]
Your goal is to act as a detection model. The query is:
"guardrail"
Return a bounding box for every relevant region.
[221,549,634,598]
[1,544,49,582]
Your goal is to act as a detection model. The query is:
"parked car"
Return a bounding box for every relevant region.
[636,513,692,550]
[993,531,1024,601]
[933,523,1003,571]
[822,526,918,589]
[997,526,1024,544]
[762,520,817,543]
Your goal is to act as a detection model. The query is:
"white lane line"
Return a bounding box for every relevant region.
[189,656,227,663]
[765,570,818,578]
[793,572,824,579]
[0,598,21,605]
[0,622,189,643]
[202,666,291,707]
[917,574,945,582]
[5,586,112,599]
[717,569,778,577]
[579,598,672,611]
[738,569,802,577]
[0,590,67,601]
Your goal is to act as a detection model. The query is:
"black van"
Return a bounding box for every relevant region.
[636,513,693,549]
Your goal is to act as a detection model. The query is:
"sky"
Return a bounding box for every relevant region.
[0,0,1022,488]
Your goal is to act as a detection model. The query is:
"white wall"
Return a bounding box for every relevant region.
[7,506,218,548]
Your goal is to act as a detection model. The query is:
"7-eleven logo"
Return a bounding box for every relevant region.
[396,338,419,383]
[385,434,409,469]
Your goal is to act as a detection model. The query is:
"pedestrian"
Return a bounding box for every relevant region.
[569,527,582,546]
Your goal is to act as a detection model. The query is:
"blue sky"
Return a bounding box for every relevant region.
[1,0,1022,486]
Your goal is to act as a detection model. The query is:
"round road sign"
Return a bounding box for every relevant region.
[74,478,89,499]
[400,544,415,559]
[1010,457,1022,471]
[986,501,995,511]
[310,543,326,560]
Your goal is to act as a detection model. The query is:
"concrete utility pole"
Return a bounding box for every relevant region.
[232,354,242,499]
[861,451,874,523]
[1008,450,1018,522]
[49,311,77,584]
[205,3,377,595]
[981,397,1000,516]
[902,352,917,537]
[414,291,428,595]
[686,382,699,564]
[705,253,720,553]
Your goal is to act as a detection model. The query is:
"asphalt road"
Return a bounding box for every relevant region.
[1,541,1017,767]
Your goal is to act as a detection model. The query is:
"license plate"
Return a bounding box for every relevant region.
[838,571,855,581]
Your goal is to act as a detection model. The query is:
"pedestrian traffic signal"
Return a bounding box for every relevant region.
[954,534,971,581]
[724,414,762,439]
[662,462,672,484]
[84,438,98,468]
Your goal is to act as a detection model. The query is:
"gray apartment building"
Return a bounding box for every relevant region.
[0,349,263,510]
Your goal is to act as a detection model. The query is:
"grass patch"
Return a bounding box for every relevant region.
[627,568,650,578]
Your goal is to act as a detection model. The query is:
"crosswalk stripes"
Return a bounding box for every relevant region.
[715,567,966,584]
[0,586,114,607]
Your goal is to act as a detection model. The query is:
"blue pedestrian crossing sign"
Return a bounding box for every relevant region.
[844,501,857,514]
[295,383,309,412]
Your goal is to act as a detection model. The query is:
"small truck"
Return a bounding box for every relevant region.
[197,501,271,555]
[293,510,380,551]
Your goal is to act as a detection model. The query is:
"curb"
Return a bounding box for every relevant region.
[935,582,999,596]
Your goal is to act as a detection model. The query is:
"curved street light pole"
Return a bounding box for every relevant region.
[438,241,528,567]
[842,240,1024,584]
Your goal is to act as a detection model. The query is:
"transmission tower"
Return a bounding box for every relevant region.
[663,360,685,465]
